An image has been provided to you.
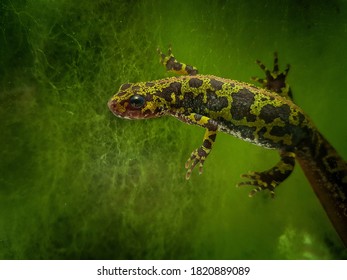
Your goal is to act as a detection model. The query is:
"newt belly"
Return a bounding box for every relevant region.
[108,48,347,247]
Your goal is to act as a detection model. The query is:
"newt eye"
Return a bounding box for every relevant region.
[129,94,145,109]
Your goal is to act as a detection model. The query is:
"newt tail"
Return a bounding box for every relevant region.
[296,130,347,244]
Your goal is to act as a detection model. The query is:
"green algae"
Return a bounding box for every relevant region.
[1,0,347,259]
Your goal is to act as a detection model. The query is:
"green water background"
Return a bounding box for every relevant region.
[1,0,347,259]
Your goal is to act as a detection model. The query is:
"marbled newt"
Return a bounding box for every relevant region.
[108,48,347,247]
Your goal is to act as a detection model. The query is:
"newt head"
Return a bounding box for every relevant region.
[108,82,167,120]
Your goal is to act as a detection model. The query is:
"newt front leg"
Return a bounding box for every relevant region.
[157,48,219,179]
[157,47,198,76]
[175,113,218,179]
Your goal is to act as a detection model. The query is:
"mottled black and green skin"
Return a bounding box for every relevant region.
[108,48,347,247]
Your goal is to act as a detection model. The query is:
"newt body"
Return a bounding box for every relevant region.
[108,48,347,246]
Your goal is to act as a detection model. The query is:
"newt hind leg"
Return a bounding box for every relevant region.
[237,151,296,198]
[241,53,296,197]
[252,52,293,100]
[157,47,198,76]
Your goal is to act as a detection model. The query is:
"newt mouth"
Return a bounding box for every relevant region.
[108,99,125,117]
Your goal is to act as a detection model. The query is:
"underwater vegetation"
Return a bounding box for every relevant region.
[1,0,347,259]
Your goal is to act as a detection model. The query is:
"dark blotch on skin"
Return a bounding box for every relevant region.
[120,83,131,90]
[186,65,198,75]
[270,126,288,137]
[259,104,291,124]
[230,89,257,122]
[257,127,267,139]
[180,91,194,108]
[282,154,295,165]
[193,93,205,112]
[166,57,182,71]
[198,148,208,157]
[298,112,305,124]
[209,133,217,141]
[206,90,228,112]
[205,119,218,131]
[160,82,182,102]
[203,139,212,149]
[161,88,173,102]
[173,63,183,71]
[210,79,224,90]
[170,82,182,93]
[326,156,338,170]
[189,78,203,88]
[145,93,154,102]
[180,92,205,114]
